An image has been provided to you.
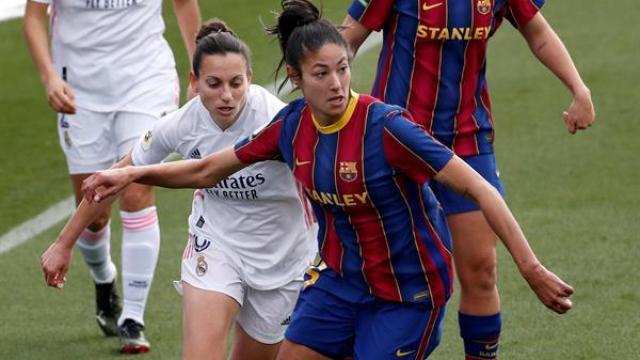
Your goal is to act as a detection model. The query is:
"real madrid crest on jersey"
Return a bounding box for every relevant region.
[196,256,208,277]
[477,0,492,15]
[338,161,358,182]
[142,130,152,151]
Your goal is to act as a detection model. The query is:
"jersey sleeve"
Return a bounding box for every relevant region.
[131,114,179,166]
[29,0,50,4]
[382,111,454,184]
[347,0,394,32]
[234,113,285,164]
[505,0,544,28]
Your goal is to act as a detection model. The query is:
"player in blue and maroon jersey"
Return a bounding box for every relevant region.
[342,0,595,358]
[79,1,573,359]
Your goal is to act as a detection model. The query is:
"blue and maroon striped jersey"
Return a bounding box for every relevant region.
[348,0,544,156]
[235,92,455,305]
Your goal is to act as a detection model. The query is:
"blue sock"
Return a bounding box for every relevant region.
[459,312,501,359]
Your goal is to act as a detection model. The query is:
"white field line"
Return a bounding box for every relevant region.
[0,0,26,22]
[0,32,382,255]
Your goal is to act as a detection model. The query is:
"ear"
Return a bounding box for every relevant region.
[189,71,199,94]
[286,65,301,88]
[246,68,253,84]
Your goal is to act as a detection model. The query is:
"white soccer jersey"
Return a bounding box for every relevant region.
[33,0,178,112]
[132,85,316,289]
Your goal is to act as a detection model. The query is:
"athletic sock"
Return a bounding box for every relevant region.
[459,312,501,360]
[76,225,117,284]
[118,206,160,326]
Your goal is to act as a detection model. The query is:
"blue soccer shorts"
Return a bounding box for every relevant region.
[429,153,505,215]
[285,266,447,359]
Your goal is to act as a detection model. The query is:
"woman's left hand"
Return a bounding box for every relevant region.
[522,262,574,314]
[563,88,595,134]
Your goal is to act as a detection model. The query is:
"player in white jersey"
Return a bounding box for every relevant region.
[24,0,200,354]
[41,19,317,360]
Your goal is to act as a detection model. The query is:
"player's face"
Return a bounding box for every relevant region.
[292,43,351,126]
[191,53,252,129]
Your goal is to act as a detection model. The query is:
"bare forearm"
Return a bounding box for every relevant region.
[523,15,588,96]
[173,0,200,62]
[472,186,541,272]
[56,197,114,249]
[340,14,371,56]
[23,2,56,84]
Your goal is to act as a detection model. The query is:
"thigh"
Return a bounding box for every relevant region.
[284,285,356,359]
[231,323,281,360]
[355,303,447,360]
[181,231,246,305]
[182,282,240,360]
[113,111,159,159]
[236,279,303,345]
[57,108,117,174]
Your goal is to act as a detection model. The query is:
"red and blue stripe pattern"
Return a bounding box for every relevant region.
[235,94,455,305]
[348,0,544,156]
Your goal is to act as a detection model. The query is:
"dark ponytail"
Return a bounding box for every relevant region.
[193,18,252,77]
[266,0,350,93]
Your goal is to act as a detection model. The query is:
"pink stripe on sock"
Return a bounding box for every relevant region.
[122,212,158,231]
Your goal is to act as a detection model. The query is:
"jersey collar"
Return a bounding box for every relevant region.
[312,90,359,134]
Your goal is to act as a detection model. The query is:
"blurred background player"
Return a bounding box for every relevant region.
[41,18,317,360]
[76,1,574,358]
[23,0,200,353]
[341,0,595,358]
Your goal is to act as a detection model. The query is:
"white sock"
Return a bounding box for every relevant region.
[76,225,117,284]
[119,206,160,326]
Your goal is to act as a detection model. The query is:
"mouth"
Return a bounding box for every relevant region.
[217,106,235,116]
[328,95,345,107]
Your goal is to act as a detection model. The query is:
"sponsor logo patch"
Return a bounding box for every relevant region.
[477,0,491,14]
[196,255,208,277]
[338,161,358,182]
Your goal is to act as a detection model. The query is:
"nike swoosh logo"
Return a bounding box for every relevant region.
[295,159,312,166]
[422,2,443,11]
[485,343,499,350]
[396,349,416,357]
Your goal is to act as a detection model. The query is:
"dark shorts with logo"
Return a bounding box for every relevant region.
[285,266,446,359]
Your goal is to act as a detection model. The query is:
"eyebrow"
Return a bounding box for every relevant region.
[205,74,245,82]
[311,56,348,69]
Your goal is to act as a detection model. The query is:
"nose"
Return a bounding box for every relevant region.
[220,85,232,102]
[328,72,340,91]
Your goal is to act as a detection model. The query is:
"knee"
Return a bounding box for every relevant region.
[120,185,154,211]
[86,211,110,232]
[457,255,497,292]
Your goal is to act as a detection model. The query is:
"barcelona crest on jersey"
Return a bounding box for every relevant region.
[338,161,358,182]
[477,0,491,15]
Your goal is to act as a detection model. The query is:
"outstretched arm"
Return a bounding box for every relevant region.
[83,147,246,203]
[520,13,595,134]
[23,0,76,114]
[434,156,574,314]
[40,154,134,288]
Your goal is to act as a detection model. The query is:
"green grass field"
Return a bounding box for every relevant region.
[1,0,638,358]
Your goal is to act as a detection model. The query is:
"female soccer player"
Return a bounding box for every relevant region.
[24,0,200,353]
[77,1,573,358]
[40,19,316,360]
[341,0,595,357]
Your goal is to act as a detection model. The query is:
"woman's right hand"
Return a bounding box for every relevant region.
[82,167,136,203]
[44,74,76,114]
[41,242,72,289]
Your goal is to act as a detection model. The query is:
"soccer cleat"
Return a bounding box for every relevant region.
[118,319,151,354]
[95,281,122,337]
